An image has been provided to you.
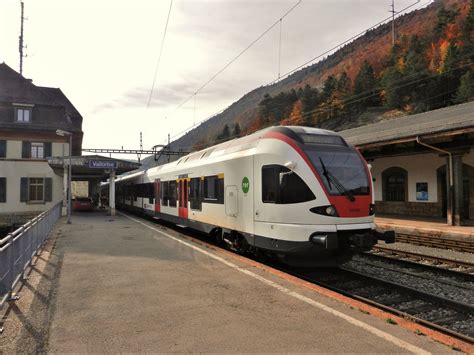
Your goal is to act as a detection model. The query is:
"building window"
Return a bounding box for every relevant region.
[262,165,315,204]
[382,167,408,202]
[22,141,52,159]
[0,178,6,203]
[20,177,52,203]
[16,108,31,122]
[29,178,44,202]
[0,140,6,158]
[31,142,44,158]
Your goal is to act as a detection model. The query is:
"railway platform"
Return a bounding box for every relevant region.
[376,215,474,252]
[0,211,465,353]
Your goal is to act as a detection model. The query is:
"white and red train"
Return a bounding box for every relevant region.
[105,126,393,267]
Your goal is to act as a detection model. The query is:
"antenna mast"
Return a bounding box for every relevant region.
[19,1,26,75]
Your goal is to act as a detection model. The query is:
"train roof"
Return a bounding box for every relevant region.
[109,126,344,182]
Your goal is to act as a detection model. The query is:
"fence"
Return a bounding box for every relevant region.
[0,202,62,316]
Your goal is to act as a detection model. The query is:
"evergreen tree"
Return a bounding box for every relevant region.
[232,123,241,137]
[300,84,319,125]
[441,42,463,104]
[258,93,273,124]
[353,61,380,111]
[435,6,459,37]
[321,74,337,101]
[455,70,474,103]
[381,66,404,109]
[216,124,230,143]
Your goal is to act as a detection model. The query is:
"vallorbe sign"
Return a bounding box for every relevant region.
[88,160,118,169]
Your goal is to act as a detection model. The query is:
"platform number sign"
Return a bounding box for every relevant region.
[242,177,250,194]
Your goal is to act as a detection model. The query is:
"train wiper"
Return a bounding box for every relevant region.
[319,157,356,202]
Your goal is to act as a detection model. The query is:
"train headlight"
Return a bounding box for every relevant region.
[325,206,337,216]
[310,205,339,217]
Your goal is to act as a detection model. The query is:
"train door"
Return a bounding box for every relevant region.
[154,179,161,213]
[178,178,188,219]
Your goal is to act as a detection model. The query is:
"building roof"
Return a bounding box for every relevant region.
[340,101,474,148]
[0,62,82,118]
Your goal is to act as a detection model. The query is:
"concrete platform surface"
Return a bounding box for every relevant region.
[1,211,460,353]
[376,215,474,240]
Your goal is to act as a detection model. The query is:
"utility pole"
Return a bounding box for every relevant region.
[19,1,26,75]
[390,0,396,47]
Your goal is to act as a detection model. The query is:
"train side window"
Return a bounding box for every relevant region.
[169,180,177,207]
[162,181,169,206]
[147,183,154,204]
[189,178,202,210]
[262,165,315,204]
[203,175,224,204]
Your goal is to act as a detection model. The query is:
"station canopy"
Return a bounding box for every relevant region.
[48,154,141,180]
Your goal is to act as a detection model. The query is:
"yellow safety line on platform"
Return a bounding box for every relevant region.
[119,212,430,355]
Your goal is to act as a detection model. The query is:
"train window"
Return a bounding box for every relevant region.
[203,175,224,204]
[262,165,315,204]
[147,183,154,204]
[169,181,177,207]
[189,178,202,210]
[161,181,169,206]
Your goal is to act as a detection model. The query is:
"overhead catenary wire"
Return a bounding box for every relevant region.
[147,0,174,108]
[167,0,302,117]
[174,57,474,153]
[159,0,429,147]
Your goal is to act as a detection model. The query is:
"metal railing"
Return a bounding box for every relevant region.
[0,202,62,314]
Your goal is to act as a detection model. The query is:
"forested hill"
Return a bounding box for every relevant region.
[147,0,473,166]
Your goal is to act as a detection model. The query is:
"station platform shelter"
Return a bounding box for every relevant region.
[47,155,140,216]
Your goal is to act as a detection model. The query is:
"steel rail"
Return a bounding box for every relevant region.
[290,268,474,345]
[371,245,474,270]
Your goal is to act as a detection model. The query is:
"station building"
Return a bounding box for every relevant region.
[0,62,83,225]
[341,102,474,226]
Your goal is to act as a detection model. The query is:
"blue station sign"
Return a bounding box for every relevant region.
[88,160,118,169]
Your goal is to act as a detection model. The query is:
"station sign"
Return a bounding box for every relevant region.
[88,160,118,169]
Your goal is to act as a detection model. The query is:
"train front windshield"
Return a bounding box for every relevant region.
[303,143,370,197]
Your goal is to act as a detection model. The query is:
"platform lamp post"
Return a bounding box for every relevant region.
[56,129,73,224]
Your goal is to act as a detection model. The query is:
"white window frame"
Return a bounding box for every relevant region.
[16,107,32,122]
[28,178,45,203]
[31,142,45,159]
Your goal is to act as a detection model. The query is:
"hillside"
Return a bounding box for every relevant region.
[144,0,473,167]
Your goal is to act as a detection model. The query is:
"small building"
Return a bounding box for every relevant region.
[341,102,474,226]
[0,62,83,225]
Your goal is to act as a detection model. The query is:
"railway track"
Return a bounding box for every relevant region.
[293,266,474,344]
[371,245,474,272]
[138,213,474,345]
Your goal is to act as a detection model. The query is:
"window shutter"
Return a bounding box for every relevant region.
[45,178,53,202]
[0,140,6,158]
[20,177,28,202]
[44,142,52,158]
[22,141,31,158]
[0,178,6,203]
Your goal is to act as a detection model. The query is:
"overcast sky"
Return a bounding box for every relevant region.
[0,0,430,158]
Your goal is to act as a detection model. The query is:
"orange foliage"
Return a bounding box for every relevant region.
[286,101,303,126]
